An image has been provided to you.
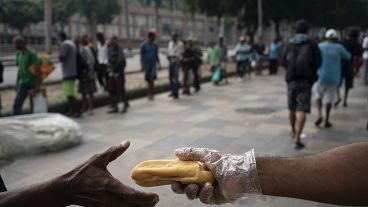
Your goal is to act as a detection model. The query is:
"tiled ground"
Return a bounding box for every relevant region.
[1,72,367,207]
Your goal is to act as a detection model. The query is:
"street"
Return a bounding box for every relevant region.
[1,73,367,207]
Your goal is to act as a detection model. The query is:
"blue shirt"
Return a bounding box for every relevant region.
[141,42,158,65]
[269,42,280,59]
[317,41,351,85]
[235,43,251,61]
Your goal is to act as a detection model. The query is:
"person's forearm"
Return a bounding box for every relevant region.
[0,176,70,207]
[256,143,368,206]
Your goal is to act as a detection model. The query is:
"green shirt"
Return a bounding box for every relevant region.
[16,50,39,86]
[207,47,220,67]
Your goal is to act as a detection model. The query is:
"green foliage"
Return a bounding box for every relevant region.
[0,0,43,33]
[58,0,122,24]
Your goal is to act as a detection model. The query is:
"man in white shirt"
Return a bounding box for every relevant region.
[167,34,184,99]
[362,35,368,85]
[96,33,109,90]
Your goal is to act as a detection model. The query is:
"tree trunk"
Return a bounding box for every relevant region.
[169,0,175,35]
[44,0,52,53]
[89,9,98,46]
[154,0,160,42]
[123,0,132,51]
[275,21,280,39]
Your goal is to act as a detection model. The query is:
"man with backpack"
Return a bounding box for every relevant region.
[59,32,80,117]
[282,20,322,149]
[12,36,41,115]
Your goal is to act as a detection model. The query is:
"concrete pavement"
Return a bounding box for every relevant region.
[0,73,367,207]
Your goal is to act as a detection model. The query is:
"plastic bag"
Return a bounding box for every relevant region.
[33,92,47,113]
[0,113,82,159]
[211,67,222,83]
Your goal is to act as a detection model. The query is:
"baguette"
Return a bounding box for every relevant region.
[131,159,215,187]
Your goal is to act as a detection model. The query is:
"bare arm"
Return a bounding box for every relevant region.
[257,142,368,206]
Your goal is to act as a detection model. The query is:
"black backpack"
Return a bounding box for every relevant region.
[286,42,318,83]
[76,50,89,80]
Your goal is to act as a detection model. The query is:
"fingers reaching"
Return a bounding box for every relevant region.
[100,140,130,166]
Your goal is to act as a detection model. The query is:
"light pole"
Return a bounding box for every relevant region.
[44,0,52,53]
[257,0,263,36]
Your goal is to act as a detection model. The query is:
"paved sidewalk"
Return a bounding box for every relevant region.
[1,73,367,207]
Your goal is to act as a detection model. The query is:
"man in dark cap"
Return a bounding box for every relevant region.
[281,20,322,149]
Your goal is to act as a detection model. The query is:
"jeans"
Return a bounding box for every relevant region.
[192,64,201,91]
[169,60,180,96]
[236,60,247,78]
[269,59,279,75]
[97,64,108,90]
[13,85,34,115]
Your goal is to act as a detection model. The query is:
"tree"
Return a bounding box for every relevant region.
[52,0,78,32]
[0,0,43,34]
[60,0,122,42]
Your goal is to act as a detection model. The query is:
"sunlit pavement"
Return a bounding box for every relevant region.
[1,72,367,207]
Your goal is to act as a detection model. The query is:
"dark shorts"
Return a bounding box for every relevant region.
[144,63,157,81]
[287,81,312,113]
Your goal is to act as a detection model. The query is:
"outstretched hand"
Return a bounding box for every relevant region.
[62,140,159,207]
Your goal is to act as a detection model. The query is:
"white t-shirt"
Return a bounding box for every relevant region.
[168,40,184,60]
[97,42,108,64]
[362,36,368,60]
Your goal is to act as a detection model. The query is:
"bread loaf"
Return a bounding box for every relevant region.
[131,159,215,187]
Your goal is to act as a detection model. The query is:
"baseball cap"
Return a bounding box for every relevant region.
[325,29,338,39]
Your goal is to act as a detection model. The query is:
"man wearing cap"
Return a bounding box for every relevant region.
[314,29,351,128]
[282,20,322,149]
[59,32,80,117]
[235,36,251,80]
[12,36,41,115]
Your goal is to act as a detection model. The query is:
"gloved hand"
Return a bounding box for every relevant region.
[171,147,261,205]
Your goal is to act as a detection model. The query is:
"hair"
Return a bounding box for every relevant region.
[148,32,156,38]
[58,32,67,40]
[295,19,309,34]
[96,32,104,39]
[13,35,26,45]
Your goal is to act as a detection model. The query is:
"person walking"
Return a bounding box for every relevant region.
[140,31,161,101]
[58,32,80,117]
[314,29,351,128]
[282,20,322,149]
[181,39,196,95]
[335,29,363,107]
[12,36,41,115]
[106,36,129,114]
[192,39,203,92]
[167,34,183,99]
[96,33,109,90]
[269,38,281,75]
[362,34,368,85]
[218,36,228,83]
[207,42,221,75]
[235,36,251,80]
[78,34,97,115]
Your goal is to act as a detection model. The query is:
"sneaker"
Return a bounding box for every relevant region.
[325,122,333,128]
[334,99,341,107]
[294,142,305,150]
[315,117,323,127]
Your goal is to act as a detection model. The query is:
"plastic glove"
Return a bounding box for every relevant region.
[171,147,261,205]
